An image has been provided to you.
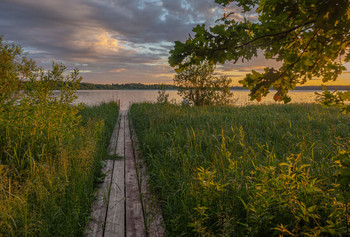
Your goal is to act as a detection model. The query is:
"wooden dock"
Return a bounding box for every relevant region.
[85,110,165,237]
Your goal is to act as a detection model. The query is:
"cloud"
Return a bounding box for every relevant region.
[72,31,123,54]
[2,0,218,83]
[1,0,216,84]
[228,66,266,72]
[2,0,347,85]
[110,68,127,73]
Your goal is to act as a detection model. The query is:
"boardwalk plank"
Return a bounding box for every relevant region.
[107,117,120,156]
[116,111,126,157]
[84,116,119,237]
[125,115,146,236]
[104,113,125,237]
[104,159,125,237]
[86,109,151,237]
[84,160,114,237]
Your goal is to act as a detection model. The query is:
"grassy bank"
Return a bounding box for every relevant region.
[130,103,349,236]
[0,101,118,236]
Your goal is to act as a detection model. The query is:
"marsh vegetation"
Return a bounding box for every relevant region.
[131,103,349,236]
[0,37,119,236]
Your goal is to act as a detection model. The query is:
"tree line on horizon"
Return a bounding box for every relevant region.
[74,82,350,91]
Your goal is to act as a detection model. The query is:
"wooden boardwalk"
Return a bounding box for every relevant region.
[85,110,165,237]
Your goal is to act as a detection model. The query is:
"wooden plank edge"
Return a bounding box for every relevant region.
[104,159,125,236]
[125,113,146,236]
[85,111,121,236]
[107,113,122,156]
[104,112,125,236]
[128,111,166,237]
[84,160,115,237]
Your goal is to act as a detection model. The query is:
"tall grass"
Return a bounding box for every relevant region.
[0,101,118,236]
[0,37,120,236]
[130,103,349,236]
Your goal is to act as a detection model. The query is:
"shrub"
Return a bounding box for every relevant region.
[174,61,233,106]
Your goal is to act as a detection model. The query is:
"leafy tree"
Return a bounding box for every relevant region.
[174,61,233,106]
[169,0,350,105]
[316,86,350,113]
[0,36,82,172]
[156,84,170,104]
[0,36,37,105]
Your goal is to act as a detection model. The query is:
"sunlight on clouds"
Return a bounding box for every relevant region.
[142,62,165,66]
[235,66,266,72]
[217,65,266,73]
[154,73,173,79]
[110,68,127,73]
[78,70,92,73]
[72,31,123,54]
[94,32,121,52]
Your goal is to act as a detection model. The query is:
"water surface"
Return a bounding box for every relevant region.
[74,90,321,110]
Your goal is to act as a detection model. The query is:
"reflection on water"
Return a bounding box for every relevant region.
[74,90,320,110]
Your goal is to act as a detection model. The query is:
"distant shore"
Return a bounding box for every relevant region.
[73,82,350,91]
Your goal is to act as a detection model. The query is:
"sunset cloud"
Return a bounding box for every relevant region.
[0,0,348,85]
[110,68,127,73]
[72,31,123,54]
[94,32,121,52]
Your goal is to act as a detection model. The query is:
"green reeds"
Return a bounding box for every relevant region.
[130,103,349,236]
[0,38,120,236]
[0,102,118,236]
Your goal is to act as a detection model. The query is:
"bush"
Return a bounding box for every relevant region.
[174,61,233,106]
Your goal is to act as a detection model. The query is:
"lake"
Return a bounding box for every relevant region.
[74,90,322,110]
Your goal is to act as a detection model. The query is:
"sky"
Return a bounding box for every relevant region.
[1,0,349,86]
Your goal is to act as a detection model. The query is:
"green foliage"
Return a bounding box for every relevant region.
[156,84,170,104]
[130,103,350,236]
[0,37,119,236]
[0,37,82,173]
[316,86,350,114]
[169,0,350,103]
[174,61,234,106]
[0,36,36,105]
